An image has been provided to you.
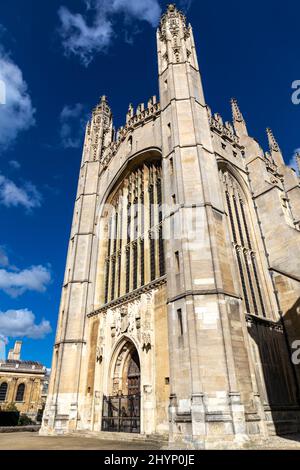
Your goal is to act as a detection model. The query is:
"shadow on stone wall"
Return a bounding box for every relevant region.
[247,297,300,437]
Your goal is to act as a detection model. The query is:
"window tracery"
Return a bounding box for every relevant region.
[221,170,266,317]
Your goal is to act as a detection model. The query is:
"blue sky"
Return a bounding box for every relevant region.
[0,0,299,367]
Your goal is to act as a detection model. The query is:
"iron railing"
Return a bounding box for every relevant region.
[102,394,140,433]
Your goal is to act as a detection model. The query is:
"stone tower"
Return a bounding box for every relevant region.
[41,5,300,448]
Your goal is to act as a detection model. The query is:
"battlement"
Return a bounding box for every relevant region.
[208,107,240,145]
[101,97,161,169]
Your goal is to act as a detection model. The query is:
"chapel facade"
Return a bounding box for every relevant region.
[41,4,300,448]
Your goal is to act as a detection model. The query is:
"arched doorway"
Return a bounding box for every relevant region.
[127,350,140,396]
[102,340,141,433]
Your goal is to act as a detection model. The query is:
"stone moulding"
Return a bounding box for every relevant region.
[245,313,284,332]
[87,275,167,318]
[101,103,161,170]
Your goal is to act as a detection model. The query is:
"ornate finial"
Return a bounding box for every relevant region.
[160,3,187,33]
[267,128,280,152]
[231,98,244,123]
[167,3,176,11]
[93,95,111,117]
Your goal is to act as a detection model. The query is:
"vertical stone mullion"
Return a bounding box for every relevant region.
[140,169,145,287]
[136,170,142,288]
[129,182,135,292]
[120,186,128,297]
[234,187,259,315]
[149,166,156,281]
[115,196,122,299]
[251,253,266,317]
[126,186,132,293]
[228,186,254,314]
[157,168,165,277]
[233,186,246,248]
[225,187,249,312]
[153,165,160,279]
[243,249,258,315]
[241,197,266,317]
[104,216,111,303]
[143,165,151,285]
[107,210,116,302]
[111,209,119,300]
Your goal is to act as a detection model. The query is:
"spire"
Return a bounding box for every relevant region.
[93,95,111,117]
[231,98,244,122]
[266,128,284,166]
[231,98,248,137]
[83,95,114,162]
[266,128,280,152]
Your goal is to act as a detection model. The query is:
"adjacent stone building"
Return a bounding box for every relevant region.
[0,341,48,421]
[41,4,300,448]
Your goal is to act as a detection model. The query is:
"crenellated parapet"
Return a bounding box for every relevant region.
[207,106,240,145]
[100,97,161,170]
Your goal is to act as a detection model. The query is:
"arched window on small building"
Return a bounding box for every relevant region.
[15,383,25,402]
[0,382,8,402]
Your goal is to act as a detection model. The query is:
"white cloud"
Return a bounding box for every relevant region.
[0,174,42,210]
[9,160,21,170]
[0,309,52,340]
[58,0,161,66]
[60,103,85,148]
[0,48,35,150]
[0,265,51,298]
[288,149,300,174]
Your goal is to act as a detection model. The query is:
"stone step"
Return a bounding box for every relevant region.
[72,430,169,445]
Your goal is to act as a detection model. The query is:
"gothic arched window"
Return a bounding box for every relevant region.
[220,170,266,317]
[104,161,165,304]
[0,382,8,402]
[16,383,25,402]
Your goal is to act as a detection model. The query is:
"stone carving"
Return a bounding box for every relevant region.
[115,309,121,337]
[96,327,105,364]
[128,308,136,334]
[141,291,155,352]
[107,291,157,351]
[110,300,142,341]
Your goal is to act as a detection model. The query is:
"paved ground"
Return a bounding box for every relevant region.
[0,432,300,450]
[0,432,162,450]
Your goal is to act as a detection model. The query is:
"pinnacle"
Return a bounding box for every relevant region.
[167,4,176,12]
[231,98,244,123]
[266,128,280,152]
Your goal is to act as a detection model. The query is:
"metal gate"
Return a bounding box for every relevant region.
[102,394,140,433]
